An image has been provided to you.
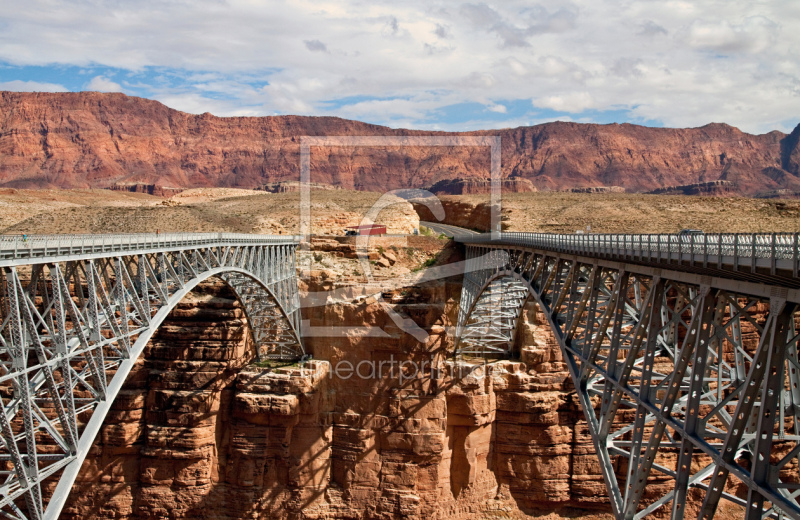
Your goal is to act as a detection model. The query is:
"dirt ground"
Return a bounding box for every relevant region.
[1,187,797,236]
[487,192,800,234]
[1,188,419,235]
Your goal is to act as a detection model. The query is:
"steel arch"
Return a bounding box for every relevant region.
[454,269,530,358]
[456,242,800,520]
[0,234,303,520]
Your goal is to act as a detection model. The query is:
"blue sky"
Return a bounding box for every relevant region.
[1,1,798,134]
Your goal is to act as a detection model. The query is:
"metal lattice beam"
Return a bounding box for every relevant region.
[0,233,303,520]
[456,239,800,520]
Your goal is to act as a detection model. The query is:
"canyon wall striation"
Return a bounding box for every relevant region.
[2,91,800,196]
[412,198,496,232]
[426,178,536,195]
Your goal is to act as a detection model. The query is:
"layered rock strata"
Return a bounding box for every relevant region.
[426,179,536,195]
[2,91,800,196]
[646,180,737,196]
[412,197,496,232]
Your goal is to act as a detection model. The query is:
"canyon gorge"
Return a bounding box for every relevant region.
[52,234,762,520]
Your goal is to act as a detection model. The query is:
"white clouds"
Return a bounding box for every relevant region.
[683,16,778,54]
[0,80,67,92]
[638,20,668,37]
[304,39,328,52]
[536,92,596,113]
[459,3,578,48]
[0,0,796,133]
[433,23,450,39]
[86,76,123,92]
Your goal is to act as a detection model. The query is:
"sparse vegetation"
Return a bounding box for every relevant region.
[413,257,437,272]
[251,358,300,369]
[419,225,434,236]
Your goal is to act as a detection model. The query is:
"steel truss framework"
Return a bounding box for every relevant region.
[0,233,303,520]
[457,242,800,520]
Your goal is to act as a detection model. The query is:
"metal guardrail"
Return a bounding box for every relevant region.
[0,232,301,265]
[457,232,800,277]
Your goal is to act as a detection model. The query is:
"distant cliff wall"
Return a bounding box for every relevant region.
[2,91,800,196]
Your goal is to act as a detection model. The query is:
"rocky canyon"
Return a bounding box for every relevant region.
[52,234,767,520]
[1,91,800,197]
[53,236,620,520]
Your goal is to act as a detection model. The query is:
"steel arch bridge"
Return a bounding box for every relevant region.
[456,231,800,520]
[0,232,303,520]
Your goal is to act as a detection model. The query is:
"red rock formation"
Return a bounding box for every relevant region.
[1,91,799,196]
[108,182,185,196]
[256,180,340,193]
[569,186,626,193]
[427,178,536,195]
[646,180,738,196]
[413,198,496,232]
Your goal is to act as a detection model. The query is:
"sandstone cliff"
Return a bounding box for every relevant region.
[426,178,536,195]
[1,91,799,196]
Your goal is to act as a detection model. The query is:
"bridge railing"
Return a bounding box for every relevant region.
[0,232,301,264]
[458,232,800,276]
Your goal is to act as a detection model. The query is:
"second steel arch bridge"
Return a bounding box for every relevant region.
[453,229,800,520]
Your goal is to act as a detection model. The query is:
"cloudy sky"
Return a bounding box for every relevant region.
[0,0,798,134]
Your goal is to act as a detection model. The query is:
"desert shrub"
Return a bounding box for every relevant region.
[412,257,437,272]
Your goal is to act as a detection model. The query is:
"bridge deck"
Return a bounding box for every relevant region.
[457,231,800,289]
[0,232,301,266]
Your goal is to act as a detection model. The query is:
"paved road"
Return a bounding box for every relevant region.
[420,221,480,238]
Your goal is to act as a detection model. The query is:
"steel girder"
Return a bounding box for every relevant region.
[456,243,800,520]
[0,237,303,520]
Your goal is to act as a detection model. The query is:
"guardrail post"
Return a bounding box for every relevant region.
[771,233,776,275]
[734,234,739,271]
[702,233,708,268]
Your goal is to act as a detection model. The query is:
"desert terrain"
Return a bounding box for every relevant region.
[2,187,798,237]
[0,187,419,235]
[461,192,800,234]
